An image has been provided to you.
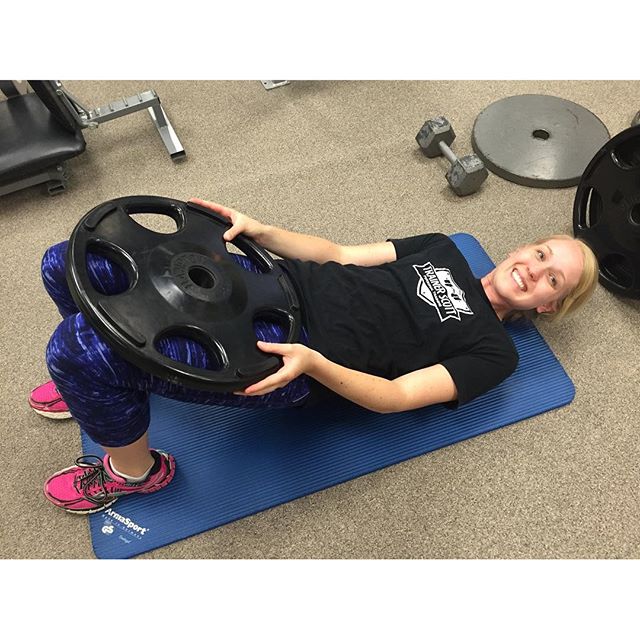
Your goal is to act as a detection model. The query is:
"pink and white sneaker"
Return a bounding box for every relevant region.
[29,380,71,419]
[44,450,176,514]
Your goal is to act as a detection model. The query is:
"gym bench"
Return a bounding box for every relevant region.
[0,80,185,197]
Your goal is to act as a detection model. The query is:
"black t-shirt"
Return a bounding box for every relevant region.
[281,233,519,408]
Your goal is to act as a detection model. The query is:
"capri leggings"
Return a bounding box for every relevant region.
[43,242,311,447]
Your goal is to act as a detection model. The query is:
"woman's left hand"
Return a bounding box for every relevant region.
[235,341,318,396]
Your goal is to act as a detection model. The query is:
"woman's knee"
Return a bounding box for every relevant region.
[42,240,129,298]
[46,315,152,447]
[41,242,69,289]
[46,314,142,388]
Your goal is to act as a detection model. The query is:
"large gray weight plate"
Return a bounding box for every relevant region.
[472,94,610,188]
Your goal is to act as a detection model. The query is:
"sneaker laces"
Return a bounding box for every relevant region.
[72,455,116,506]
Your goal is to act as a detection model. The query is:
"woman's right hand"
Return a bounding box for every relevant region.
[188,198,266,242]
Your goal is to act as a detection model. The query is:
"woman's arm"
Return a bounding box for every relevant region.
[239,342,458,413]
[189,198,397,267]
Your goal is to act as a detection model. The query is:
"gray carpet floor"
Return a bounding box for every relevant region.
[1,80,639,559]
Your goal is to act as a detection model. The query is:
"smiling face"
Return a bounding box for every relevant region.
[491,238,585,314]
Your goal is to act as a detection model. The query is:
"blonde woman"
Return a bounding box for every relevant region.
[32,199,599,514]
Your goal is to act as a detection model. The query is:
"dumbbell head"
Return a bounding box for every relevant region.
[416,116,456,157]
[446,155,489,196]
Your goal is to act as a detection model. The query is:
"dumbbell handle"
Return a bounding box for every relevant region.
[438,140,458,165]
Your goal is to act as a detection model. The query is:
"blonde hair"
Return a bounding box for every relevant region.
[505,234,599,323]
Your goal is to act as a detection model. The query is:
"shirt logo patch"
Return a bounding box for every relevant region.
[413,263,473,322]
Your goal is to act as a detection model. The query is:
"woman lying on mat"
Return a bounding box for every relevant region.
[32,197,599,514]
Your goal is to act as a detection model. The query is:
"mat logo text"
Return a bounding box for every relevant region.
[413,263,473,322]
[104,508,149,535]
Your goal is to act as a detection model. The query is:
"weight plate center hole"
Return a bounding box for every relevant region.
[189,266,216,289]
[532,129,550,141]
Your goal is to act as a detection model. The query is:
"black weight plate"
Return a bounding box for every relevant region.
[66,195,302,390]
[573,126,640,298]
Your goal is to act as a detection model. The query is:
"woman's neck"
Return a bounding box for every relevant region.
[480,271,510,321]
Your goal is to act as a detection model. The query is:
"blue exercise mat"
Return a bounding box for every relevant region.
[82,233,574,558]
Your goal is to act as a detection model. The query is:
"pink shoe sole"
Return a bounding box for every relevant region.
[30,406,72,420]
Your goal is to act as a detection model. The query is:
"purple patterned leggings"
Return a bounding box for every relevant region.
[43,242,310,447]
